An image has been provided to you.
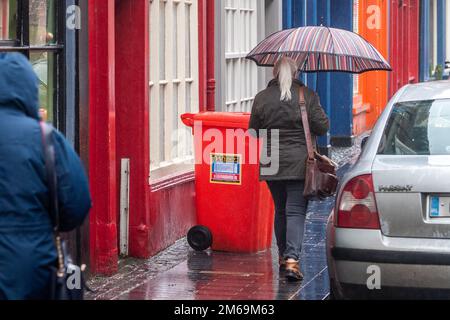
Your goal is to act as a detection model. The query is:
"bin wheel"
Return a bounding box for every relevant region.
[187,226,213,252]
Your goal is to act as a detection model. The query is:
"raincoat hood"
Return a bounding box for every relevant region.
[0,53,40,120]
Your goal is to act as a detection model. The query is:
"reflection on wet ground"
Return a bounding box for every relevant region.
[89,165,353,300]
[118,199,334,301]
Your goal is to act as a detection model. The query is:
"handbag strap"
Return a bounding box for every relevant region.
[40,122,65,276]
[298,87,315,160]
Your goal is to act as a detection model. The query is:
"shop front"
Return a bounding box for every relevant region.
[0,0,211,276]
[88,0,216,275]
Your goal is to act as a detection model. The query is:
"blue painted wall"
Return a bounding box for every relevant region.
[329,0,353,142]
[420,0,430,81]
[282,0,354,147]
[420,0,447,81]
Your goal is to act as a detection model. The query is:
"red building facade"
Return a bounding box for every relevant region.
[353,0,420,134]
[88,0,215,275]
[389,0,420,98]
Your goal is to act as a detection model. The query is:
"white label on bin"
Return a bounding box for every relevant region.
[210,153,242,185]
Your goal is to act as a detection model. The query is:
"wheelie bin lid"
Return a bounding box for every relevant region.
[181,112,250,129]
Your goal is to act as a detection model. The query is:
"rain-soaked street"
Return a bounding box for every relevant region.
[87,198,332,300]
[123,198,332,301]
[87,157,356,301]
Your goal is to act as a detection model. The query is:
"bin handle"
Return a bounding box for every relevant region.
[181,113,195,128]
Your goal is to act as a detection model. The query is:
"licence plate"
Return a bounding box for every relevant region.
[430,196,450,218]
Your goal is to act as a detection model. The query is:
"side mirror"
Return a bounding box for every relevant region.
[361,136,370,150]
[446,61,450,69]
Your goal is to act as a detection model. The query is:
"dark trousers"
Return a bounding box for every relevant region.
[267,180,308,261]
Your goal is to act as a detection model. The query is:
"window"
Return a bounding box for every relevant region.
[0,0,17,40]
[149,0,199,180]
[224,0,258,112]
[0,0,64,129]
[378,100,450,156]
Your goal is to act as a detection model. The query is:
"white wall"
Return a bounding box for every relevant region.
[215,0,283,112]
[264,0,283,85]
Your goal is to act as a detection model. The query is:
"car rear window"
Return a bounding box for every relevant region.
[378,99,450,155]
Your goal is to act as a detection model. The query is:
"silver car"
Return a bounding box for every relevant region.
[327,81,450,300]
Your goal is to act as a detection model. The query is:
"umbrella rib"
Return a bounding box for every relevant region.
[246,59,391,74]
[247,50,392,66]
[325,26,336,55]
[246,26,392,73]
[301,54,309,72]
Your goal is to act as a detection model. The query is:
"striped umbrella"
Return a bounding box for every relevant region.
[246,26,391,74]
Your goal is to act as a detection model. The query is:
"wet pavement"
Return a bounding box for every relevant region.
[117,198,333,301]
[87,143,360,301]
[87,198,333,301]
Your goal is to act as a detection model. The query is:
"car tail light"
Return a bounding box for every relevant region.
[336,174,381,229]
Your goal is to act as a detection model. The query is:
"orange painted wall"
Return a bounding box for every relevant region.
[357,0,389,130]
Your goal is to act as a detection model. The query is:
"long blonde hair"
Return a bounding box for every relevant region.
[273,57,299,102]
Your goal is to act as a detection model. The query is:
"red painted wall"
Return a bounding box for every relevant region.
[389,0,420,98]
[88,0,216,272]
[357,0,389,131]
[115,0,151,258]
[144,0,215,257]
[114,0,197,259]
[198,0,216,111]
[88,0,118,275]
[147,176,196,255]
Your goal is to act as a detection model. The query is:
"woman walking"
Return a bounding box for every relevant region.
[249,57,329,281]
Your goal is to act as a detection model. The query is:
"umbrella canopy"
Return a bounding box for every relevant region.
[246,26,391,74]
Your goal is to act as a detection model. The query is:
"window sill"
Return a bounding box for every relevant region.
[149,161,195,192]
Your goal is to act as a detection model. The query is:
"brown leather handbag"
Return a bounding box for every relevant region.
[298,87,339,200]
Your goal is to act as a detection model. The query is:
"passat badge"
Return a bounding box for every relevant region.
[378,185,413,193]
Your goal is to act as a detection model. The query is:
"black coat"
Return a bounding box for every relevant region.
[249,79,330,181]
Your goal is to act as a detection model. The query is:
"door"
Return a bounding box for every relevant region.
[389,0,419,98]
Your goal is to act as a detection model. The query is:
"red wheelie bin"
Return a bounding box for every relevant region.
[181,112,274,253]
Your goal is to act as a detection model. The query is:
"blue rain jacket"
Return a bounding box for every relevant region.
[0,53,92,300]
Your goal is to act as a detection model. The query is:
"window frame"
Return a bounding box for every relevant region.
[0,0,66,131]
[223,0,259,113]
[149,0,200,183]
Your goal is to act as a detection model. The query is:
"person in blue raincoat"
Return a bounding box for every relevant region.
[0,53,92,300]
